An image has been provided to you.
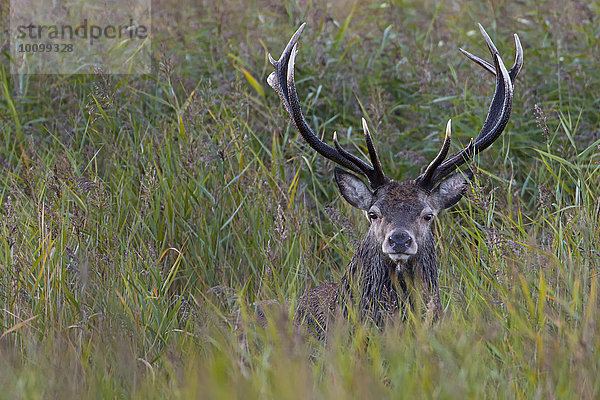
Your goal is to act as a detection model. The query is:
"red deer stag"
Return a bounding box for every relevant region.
[268,24,523,337]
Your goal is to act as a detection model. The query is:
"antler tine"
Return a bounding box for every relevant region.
[331,121,388,188]
[459,25,523,82]
[362,118,387,187]
[332,131,372,175]
[510,33,524,80]
[268,24,387,189]
[458,48,495,75]
[416,119,453,186]
[417,25,517,189]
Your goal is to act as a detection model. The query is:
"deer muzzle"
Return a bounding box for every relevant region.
[383,229,418,262]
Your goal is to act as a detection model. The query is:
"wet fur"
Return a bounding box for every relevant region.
[295,181,445,339]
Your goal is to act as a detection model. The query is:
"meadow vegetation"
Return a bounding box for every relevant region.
[0,0,599,398]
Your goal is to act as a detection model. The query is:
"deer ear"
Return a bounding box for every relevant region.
[334,168,373,211]
[429,170,473,211]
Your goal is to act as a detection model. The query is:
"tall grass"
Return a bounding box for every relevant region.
[1,0,599,398]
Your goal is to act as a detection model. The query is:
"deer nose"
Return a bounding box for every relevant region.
[388,230,413,253]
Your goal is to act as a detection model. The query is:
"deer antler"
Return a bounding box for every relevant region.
[269,24,522,192]
[267,23,388,190]
[415,24,524,189]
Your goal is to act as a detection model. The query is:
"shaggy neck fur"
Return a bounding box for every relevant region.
[339,230,440,326]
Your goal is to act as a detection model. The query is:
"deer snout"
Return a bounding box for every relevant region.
[388,230,412,252]
[382,229,418,261]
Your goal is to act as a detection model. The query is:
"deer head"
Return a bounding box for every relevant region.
[268,23,523,266]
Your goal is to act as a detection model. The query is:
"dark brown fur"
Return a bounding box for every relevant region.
[295,180,448,339]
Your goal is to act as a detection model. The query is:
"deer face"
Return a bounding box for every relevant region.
[334,168,470,263]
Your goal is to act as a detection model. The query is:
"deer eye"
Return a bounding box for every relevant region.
[368,211,379,220]
[424,213,433,221]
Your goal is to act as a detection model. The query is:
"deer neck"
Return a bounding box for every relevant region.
[341,231,440,324]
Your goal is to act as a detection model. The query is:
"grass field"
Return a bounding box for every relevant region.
[1,0,599,398]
